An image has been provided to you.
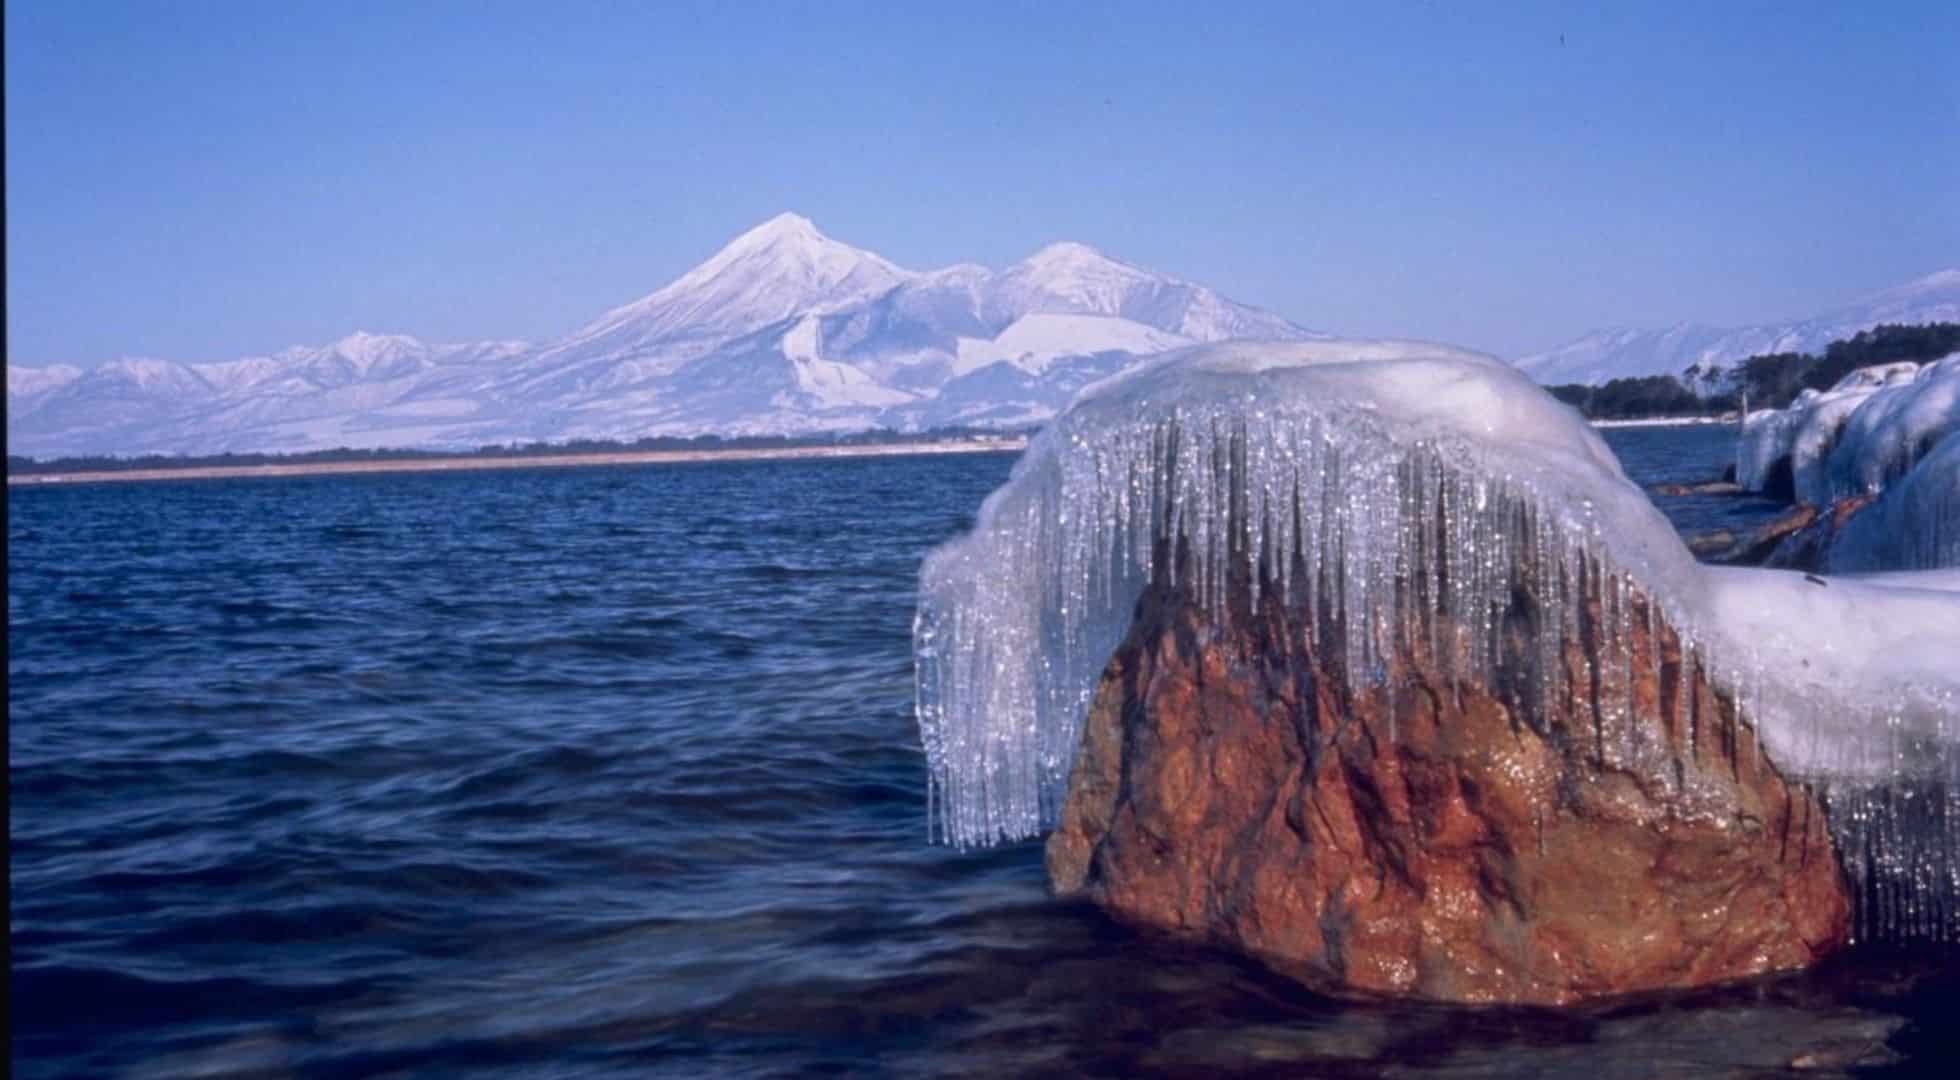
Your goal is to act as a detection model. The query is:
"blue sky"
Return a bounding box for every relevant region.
[6,1,1957,367]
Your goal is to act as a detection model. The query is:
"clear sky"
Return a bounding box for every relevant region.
[6,1,1957,367]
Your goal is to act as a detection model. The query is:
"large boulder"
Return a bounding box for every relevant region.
[1046,570,1851,1005]
[914,341,1953,1004]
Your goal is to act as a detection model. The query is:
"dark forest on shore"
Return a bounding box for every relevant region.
[1547,322,1960,420]
[6,425,1030,476]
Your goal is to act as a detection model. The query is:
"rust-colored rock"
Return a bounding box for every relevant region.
[1765,495,1877,571]
[1649,480,1745,497]
[1711,503,1818,566]
[1046,573,1852,1005]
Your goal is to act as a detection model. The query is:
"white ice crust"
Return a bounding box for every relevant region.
[918,340,1960,852]
[1829,431,1960,572]
[1736,361,1924,500]
[1738,400,1812,494]
[1826,356,1960,504]
[1733,356,1960,576]
[1736,356,1960,519]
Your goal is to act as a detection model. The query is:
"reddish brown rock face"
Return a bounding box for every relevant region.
[1764,494,1877,571]
[1046,574,1851,1005]
[1712,502,1818,566]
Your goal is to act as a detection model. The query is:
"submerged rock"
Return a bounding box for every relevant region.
[1686,529,1736,557]
[1045,564,1850,1005]
[1648,479,1744,497]
[1763,495,1875,571]
[1708,504,1818,567]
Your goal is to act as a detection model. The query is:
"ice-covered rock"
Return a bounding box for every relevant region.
[1736,362,1924,503]
[1738,394,1817,499]
[1792,391,1887,507]
[1828,431,1960,572]
[1731,357,1960,572]
[1737,357,1958,507]
[916,339,1960,965]
[1824,355,1960,504]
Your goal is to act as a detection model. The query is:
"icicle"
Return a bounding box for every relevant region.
[914,340,1960,940]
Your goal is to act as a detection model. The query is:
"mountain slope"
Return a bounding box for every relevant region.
[542,213,913,368]
[1516,270,1960,385]
[8,214,1319,457]
[986,242,1306,342]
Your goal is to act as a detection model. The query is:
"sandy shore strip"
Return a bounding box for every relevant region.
[8,436,1030,487]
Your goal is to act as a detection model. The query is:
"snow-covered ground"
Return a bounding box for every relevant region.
[1588,415,1735,429]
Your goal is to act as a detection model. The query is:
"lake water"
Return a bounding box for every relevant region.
[10,428,1954,1078]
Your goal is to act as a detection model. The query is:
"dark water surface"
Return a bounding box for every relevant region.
[10,431,1954,1078]
[1599,424,1791,537]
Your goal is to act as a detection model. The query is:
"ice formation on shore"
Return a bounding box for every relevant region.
[1827,357,1960,499]
[916,339,1959,935]
[1737,400,1813,495]
[1829,432,1960,572]
[1738,356,1960,513]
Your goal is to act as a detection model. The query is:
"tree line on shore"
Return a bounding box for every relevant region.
[1548,322,1960,420]
[6,425,1029,475]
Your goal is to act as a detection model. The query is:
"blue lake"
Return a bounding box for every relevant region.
[9,429,1953,1077]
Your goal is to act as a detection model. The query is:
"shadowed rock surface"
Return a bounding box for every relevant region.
[1046,564,1851,1005]
[1765,495,1876,572]
[1648,480,1744,497]
[1708,503,1819,566]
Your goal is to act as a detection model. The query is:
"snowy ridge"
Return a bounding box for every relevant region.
[8,364,82,399]
[1516,269,1960,386]
[8,214,1317,457]
[952,313,1194,376]
[987,242,1306,342]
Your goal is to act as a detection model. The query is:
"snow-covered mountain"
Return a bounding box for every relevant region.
[9,335,533,459]
[7,214,1320,458]
[1515,269,1960,386]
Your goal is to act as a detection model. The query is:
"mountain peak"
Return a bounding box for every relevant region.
[725,211,825,252]
[560,214,912,351]
[692,211,902,279]
[1007,242,1167,295]
[331,330,421,353]
[1020,241,1125,269]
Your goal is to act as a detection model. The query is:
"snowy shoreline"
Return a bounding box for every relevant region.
[5,436,1030,488]
[1588,415,1737,429]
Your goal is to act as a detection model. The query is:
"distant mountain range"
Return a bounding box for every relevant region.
[10,214,1956,458]
[5,213,1320,458]
[1513,269,1960,386]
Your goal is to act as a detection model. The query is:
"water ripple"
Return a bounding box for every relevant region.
[10,448,1956,1077]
